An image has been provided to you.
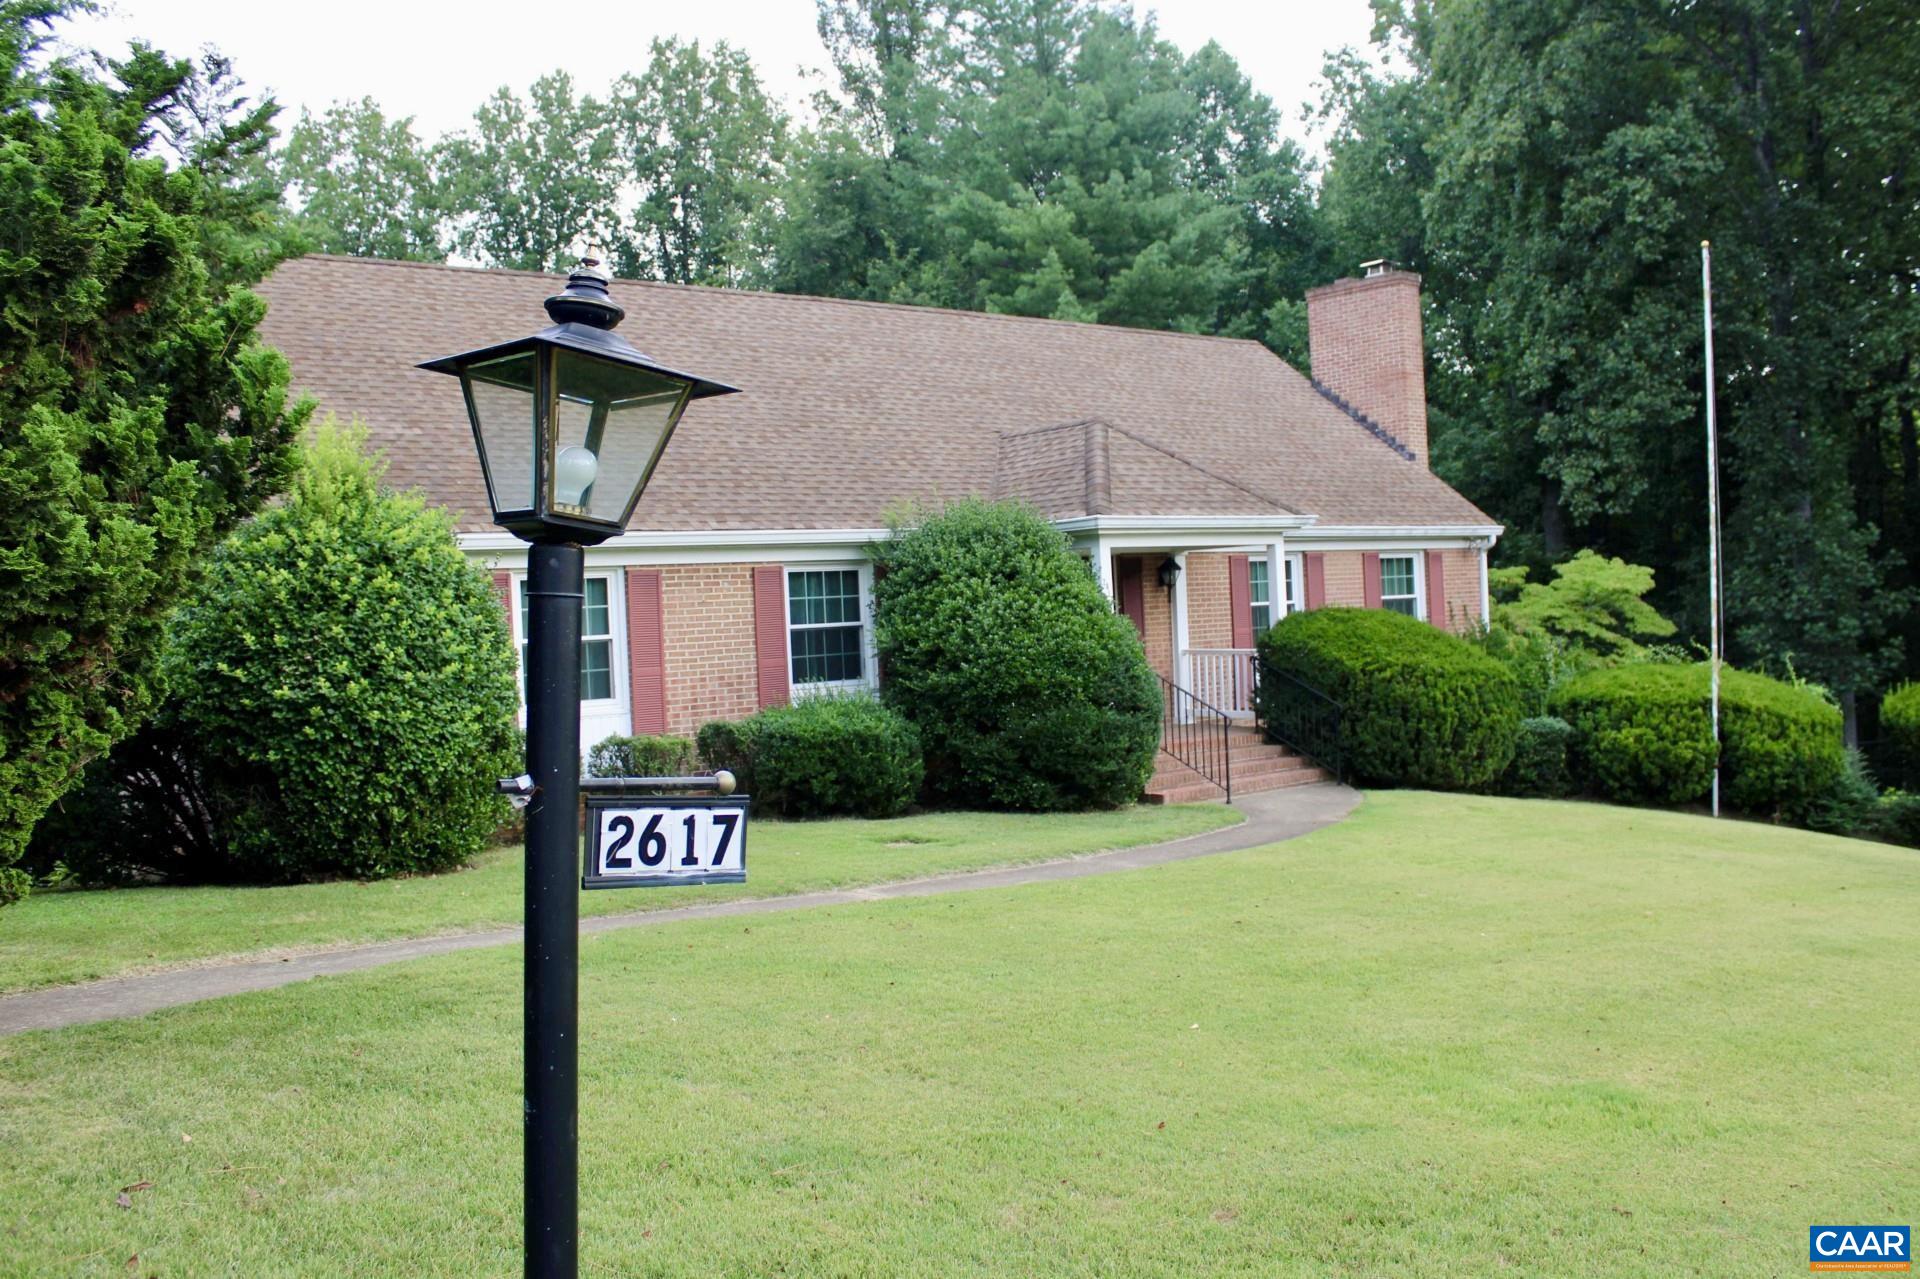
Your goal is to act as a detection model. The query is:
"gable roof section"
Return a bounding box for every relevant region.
[255,255,1496,534]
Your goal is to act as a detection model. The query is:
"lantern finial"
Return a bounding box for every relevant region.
[545,255,625,330]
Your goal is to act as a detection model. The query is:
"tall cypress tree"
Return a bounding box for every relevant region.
[0,3,308,906]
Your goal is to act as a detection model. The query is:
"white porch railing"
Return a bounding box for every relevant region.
[1184,648,1258,719]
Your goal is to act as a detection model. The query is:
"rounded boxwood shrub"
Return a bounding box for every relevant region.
[1255,607,1521,790]
[1884,682,1920,787]
[587,733,697,779]
[871,500,1159,809]
[699,694,921,818]
[1718,668,1845,818]
[1551,663,1843,814]
[696,718,757,794]
[162,424,521,880]
[1501,716,1575,798]
[1551,664,1715,804]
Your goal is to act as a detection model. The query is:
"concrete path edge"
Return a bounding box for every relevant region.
[0,783,1359,1036]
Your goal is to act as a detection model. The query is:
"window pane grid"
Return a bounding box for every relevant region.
[518,576,618,703]
[789,569,864,686]
[1248,560,1271,637]
[1381,556,1418,617]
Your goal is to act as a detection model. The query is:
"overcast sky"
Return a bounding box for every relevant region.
[61,0,1387,149]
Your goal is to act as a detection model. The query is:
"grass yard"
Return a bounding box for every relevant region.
[3,792,1916,1276]
[0,805,1238,994]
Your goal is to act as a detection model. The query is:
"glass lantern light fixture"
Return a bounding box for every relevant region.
[418,257,737,544]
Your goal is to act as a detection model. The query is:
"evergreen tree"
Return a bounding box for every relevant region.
[0,2,308,907]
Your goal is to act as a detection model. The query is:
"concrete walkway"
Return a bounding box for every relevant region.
[0,783,1359,1036]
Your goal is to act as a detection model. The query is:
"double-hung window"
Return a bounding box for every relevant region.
[1380,555,1420,618]
[517,576,615,702]
[787,568,867,689]
[1248,556,1304,635]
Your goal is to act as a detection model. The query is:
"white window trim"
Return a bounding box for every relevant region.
[510,569,629,717]
[1250,554,1305,631]
[1379,553,1424,620]
[783,562,878,696]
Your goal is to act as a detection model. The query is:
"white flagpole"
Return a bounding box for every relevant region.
[1702,241,1722,818]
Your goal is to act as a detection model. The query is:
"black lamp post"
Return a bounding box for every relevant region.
[420,259,736,1279]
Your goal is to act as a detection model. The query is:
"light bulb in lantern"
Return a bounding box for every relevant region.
[553,445,599,507]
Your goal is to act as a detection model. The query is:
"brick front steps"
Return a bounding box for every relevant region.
[1143,726,1328,804]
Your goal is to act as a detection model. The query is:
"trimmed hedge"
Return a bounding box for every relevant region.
[1255,607,1522,790]
[698,694,922,819]
[1551,664,1714,804]
[1884,682,1920,787]
[871,500,1159,810]
[1551,663,1844,813]
[587,733,697,779]
[1502,716,1574,798]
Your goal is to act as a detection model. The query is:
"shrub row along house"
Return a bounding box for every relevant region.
[257,255,1502,800]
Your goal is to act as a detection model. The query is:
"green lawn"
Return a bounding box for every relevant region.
[0,805,1238,995]
[3,792,1915,1276]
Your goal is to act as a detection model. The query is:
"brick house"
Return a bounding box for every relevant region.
[257,255,1501,797]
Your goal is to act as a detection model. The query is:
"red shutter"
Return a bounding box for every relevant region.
[492,570,513,618]
[1362,553,1383,609]
[625,569,667,734]
[1303,553,1326,609]
[752,565,790,709]
[1227,555,1254,647]
[1425,550,1447,628]
[1118,557,1146,637]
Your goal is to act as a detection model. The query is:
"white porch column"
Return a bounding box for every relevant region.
[1171,552,1191,689]
[1267,539,1288,619]
[1478,538,1492,627]
[1093,537,1115,606]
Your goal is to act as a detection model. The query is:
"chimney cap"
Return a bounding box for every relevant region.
[1361,258,1393,277]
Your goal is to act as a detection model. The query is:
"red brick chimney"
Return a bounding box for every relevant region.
[1306,260,1428,465]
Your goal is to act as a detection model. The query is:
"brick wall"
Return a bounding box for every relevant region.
[1185,553,1234,650]
[660,563,764,736]
[1434,547,1484,633]
[1138,557,1175,680]
[1320,551,1366,608]
[1306,270,1429,463]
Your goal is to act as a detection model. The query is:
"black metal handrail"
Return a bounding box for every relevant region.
[1250,659,1344,783]
[1156,672,1234,801]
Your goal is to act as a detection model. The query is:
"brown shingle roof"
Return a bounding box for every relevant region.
[996,420,1295,518]
[255,255,1496,534]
